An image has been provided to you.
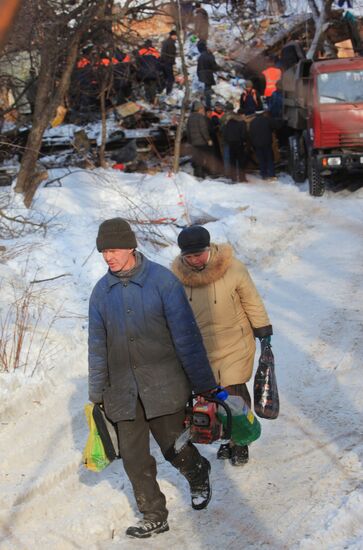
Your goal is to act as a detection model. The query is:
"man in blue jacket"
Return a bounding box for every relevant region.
[88,218,217,539]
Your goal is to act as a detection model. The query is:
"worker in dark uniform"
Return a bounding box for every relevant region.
[160,30,177,95]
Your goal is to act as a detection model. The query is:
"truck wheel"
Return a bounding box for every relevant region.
[308,161,325,197]
[288,137,306,183]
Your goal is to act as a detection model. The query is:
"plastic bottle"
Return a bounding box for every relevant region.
[216,389,261,446]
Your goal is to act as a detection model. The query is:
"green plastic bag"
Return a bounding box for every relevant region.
[83,403,110,472]
[217,395,261,446]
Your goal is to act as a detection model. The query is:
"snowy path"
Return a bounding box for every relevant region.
[0,174,362,549]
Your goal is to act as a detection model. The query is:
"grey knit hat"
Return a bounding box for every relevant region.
[192,100,204,112]
[96,218,137,251]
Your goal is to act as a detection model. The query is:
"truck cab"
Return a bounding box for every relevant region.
[282,51,363,195]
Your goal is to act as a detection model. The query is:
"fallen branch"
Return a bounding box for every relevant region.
[0,210,48,230]
[81,246,96,267]
[30,273,72,284]
[125,217,177,225]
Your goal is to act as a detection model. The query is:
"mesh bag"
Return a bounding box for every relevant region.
[254,342,279,419]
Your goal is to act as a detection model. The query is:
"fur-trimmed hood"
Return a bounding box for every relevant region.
[172,243,272,386]
[171,243,234,288]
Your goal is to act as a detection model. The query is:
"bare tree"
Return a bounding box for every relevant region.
[12,1,107,204]
[169,0,191,173]
[306,0,334,59]
[6,0,166,202]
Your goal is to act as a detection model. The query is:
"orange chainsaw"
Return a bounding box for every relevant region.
[174,393,232,453]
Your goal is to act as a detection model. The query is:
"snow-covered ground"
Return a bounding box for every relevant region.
[0,169,362,549]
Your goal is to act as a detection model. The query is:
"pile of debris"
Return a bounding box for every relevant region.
[0,3,362,187]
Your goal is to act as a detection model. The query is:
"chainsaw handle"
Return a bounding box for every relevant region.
[194,395,233,440]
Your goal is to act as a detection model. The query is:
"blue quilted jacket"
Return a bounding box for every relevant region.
[88,254,216,421]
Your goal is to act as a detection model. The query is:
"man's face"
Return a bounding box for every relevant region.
[102,248,135,272]
[183,249,210,269]
[215,106,223,114]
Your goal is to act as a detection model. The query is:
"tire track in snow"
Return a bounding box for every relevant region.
[0,377,57,424]
[1,188,362,549]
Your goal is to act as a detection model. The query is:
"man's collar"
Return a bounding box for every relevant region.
[106,253,149,289]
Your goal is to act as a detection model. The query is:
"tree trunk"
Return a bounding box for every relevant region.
[172,1,190,174]
[99,89,107,168]
[14,37,56,194]
[307,0,334,59]
[14,112,50,194]
[14,2,105,204]
[268,0,285,15]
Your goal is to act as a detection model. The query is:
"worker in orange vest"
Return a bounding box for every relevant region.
[92,49,121,108]
[137,39,161,104]
[209,102,224,122]
[262,57,282,107]
[239,80,263,115]
[207,101,225,175]
[71,46,97,111]
[114,50,135,104]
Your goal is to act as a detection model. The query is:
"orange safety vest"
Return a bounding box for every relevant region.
[209,110,224,119]
[262,67,282,97]
[122,54,131,63]
[241,89,259,105]
[77,57,90,69]
[138,47,160,59]
[97,57,119,66]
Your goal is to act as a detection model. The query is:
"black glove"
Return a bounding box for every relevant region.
[259,336,271,350]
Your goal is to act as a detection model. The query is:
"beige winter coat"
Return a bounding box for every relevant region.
[171,244,271,386]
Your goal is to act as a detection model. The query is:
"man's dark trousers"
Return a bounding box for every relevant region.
[191,144,211,178]
[254,145,275,178]
[117,397,205,522]
[204,84,212,109]
[143,78,157,103]
[163,63,175,94]
[229,143,246,182]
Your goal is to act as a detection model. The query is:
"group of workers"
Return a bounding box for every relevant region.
[186,96,281,182]
[188,51,284,183]
[23,0,285,182]
[70,31,178,110]
[68,2,210,111]
[69,20,285,182]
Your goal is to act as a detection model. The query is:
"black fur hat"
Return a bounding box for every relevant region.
[177,226,210,255]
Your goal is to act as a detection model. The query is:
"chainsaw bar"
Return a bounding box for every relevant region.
[174,426,191,453]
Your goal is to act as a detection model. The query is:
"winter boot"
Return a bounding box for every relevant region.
[238,172,248,183]
[217,443,231,460]
[188,456,212,510]
[126,519,169,538]
[230,444,249,466]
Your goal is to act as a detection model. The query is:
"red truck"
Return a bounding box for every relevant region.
[282,48,363,196]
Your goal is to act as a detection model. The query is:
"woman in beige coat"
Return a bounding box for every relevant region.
[172,225,272,466]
